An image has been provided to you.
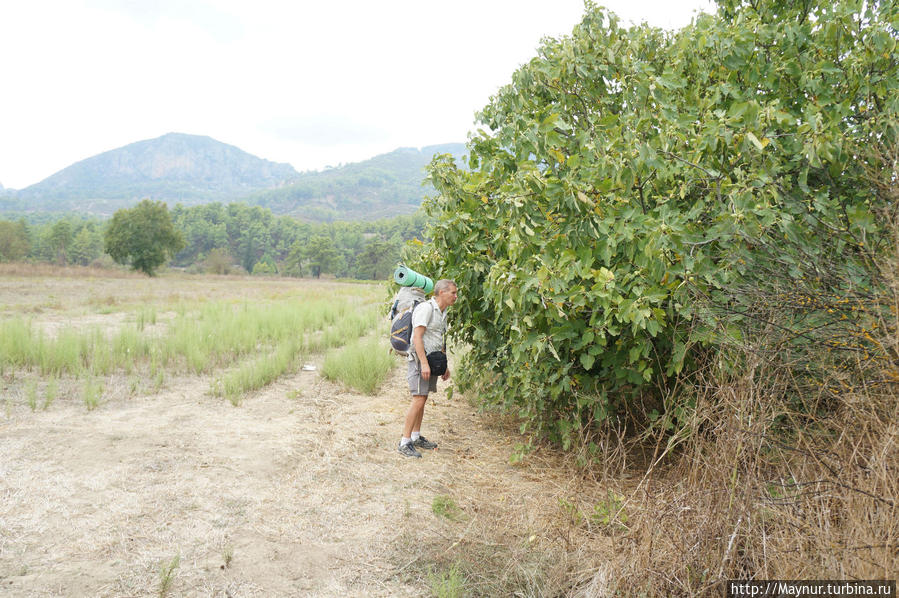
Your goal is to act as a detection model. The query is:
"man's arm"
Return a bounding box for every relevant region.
[412,325,430,380]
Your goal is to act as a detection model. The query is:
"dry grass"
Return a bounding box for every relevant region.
[0,262,144,279]
[392,360,896,597]
[0,274,583,595]
[1,346,613,596]
[385,405,626,596]
[0,266,372,319]
[3,271,894,596]
[0,269,607,595]
[599,359,898,595]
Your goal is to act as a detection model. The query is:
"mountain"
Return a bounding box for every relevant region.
[246,143,467,221]
[0,134,467,221]
[12,133,299,213]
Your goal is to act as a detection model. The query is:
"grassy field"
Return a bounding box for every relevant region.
[0,267,391,410]
[0,268,622,597]
[7,267,890,596]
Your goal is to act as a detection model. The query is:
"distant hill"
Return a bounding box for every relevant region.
[245,143,467,221]
[0,134,467,221]
[10,133,299,213]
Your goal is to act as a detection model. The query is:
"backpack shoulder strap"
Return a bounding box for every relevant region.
[389,299,400,320]
[412,298,429,320]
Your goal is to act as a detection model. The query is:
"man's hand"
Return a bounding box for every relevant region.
[421,364,431,380]
[441,368,451,381]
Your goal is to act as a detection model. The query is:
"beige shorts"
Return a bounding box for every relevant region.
[407,358,438,396]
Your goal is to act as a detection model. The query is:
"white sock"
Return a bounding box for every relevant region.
[411,432,421,441]
[401,437,412,446]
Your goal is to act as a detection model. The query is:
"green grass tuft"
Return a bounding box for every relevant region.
[0,319,34,366]
[321,336,395,395]
[427,563,466,598]
[136,305,157,331]
[25,380,38,411]
[39,328,86,376]
[213,341,302,406]
[157,553,180,597]
[431,495,463,521]
[43,377,58,410]
[83,378,103,411]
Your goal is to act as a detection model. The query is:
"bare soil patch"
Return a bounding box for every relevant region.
[0,356,601,597]
[1,273,617,596]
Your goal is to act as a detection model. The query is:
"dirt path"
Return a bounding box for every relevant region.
[1,357,575,597]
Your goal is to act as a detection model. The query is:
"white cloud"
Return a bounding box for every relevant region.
[0,0,713,189]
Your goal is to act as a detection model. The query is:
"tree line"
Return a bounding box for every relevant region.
[0,202,427,279]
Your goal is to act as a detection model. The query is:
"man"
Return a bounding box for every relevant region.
[398,278,458,458]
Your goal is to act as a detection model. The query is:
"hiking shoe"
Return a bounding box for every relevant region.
[413,436,438,450]
[398,442,422,458]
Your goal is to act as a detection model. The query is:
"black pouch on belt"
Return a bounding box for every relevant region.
[426,351,447,376]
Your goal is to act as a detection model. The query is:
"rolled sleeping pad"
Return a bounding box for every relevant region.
[393,265,434,294]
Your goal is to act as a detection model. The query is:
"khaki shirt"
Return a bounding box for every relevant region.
[409,297,447,358]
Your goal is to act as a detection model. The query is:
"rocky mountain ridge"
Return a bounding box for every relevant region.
[1,133,465,221]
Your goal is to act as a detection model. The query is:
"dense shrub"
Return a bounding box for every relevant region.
[418,0,899,448]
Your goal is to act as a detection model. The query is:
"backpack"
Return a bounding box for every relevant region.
[388,286,427,355]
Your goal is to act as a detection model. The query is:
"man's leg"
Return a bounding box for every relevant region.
[408,366,438,449]
[399,359,437,456]
[409,394,438,450]
[403,358,429,442]
[398,394,426,457]
[403,394,427,439]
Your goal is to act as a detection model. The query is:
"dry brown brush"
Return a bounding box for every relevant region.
[597,139,899,594]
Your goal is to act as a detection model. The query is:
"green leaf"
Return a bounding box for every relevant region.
[746,131,764,150]
[580,353,595,370]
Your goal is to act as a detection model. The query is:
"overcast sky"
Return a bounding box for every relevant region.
[0,0,714,190]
